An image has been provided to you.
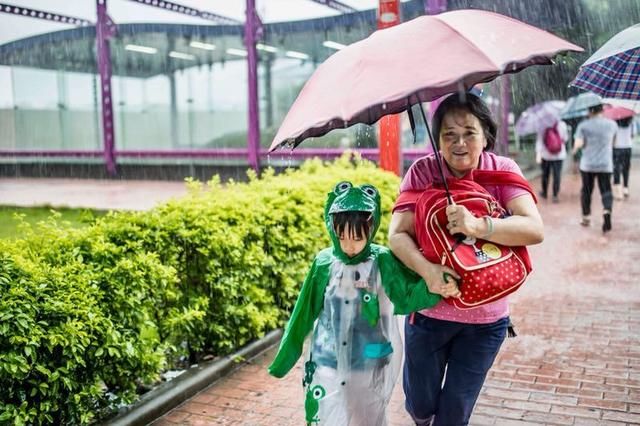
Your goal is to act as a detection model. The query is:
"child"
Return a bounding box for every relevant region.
[268,181,440,426]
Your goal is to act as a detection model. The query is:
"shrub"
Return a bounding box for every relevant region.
[0,154,401,424]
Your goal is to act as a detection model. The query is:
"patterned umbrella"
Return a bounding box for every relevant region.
[515,100,566,136]
[571,24,640,100]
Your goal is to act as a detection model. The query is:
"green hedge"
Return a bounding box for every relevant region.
[0,154,401,424]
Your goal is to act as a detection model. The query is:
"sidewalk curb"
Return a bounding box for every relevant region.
[106,329,283,426]
[106,165,540,426]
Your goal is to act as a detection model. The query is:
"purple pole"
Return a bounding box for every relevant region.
[96,0,117,176]
[425,0,447,15]
[245,0,260,172]
[499,74,511,156]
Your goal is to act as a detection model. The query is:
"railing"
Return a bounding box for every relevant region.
[0,148,432,163]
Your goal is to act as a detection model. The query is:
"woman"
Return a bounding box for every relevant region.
[612,116,634,200]
[388,93,544,426]
[535,119,569,203]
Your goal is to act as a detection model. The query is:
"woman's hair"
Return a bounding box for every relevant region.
[431,92,497,151]
[616,116,633,128]
[332,211,372,239]
[588,104,604,114]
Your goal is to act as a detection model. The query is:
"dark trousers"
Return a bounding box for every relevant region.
[541,159,563,197]
[613,148,632,187]
[403,314,508,426]
[580,171,613,216]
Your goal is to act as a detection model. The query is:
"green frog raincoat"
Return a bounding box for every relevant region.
[268,181,440,426]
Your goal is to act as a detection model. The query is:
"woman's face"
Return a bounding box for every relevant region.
[439,109,487,177]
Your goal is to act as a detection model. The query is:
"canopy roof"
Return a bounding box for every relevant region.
[0,0,576,79]
[0,1,424,78]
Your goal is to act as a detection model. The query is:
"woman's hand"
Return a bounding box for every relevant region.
[389,210,461,299]
[446,204,485,238]
[422,262,461,299]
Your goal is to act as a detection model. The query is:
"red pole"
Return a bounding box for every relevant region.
[377,0,401,175]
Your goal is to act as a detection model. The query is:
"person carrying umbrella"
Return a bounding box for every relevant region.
[388,93,544,426]
[612,115,635,200]
[535,119,570,203]
[571,101,618,232]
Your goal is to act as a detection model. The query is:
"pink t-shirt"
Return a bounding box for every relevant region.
[399,151,529,324]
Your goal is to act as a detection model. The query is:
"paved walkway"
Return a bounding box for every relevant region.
[152,164,640,426]
[0,178,188,211]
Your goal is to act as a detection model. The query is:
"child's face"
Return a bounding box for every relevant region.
[338,224,367,258]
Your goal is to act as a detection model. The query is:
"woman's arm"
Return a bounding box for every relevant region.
[446,193,544,246]
[388,210,461,298]
[572,137,584,154]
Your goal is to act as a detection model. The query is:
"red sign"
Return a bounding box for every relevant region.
[377,0,401,175]
[377,0,400,29]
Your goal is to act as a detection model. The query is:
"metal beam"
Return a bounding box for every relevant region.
[0,2,92,25]
[125,0,240,25]
[308,0,357,14]
[96,0,117,176]
[246,0,261,172]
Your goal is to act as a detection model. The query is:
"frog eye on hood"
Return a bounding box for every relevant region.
[334,181,352,195]
[311,385,326,400]
[361,185,378,198]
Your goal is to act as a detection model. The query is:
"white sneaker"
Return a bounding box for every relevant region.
[613,184,623,200]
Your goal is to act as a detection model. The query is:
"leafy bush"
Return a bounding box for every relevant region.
[0,154,401,424]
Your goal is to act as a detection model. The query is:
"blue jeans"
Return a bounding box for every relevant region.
[403,314,508,426]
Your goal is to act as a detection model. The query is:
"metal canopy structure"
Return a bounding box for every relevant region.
[0,5,423,78]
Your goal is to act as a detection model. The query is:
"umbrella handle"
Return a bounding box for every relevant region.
[415,101,454,205]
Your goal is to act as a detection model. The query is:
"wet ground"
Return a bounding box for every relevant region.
[0,177,188,211]
[2,165,638,425]
[153,164,640,426]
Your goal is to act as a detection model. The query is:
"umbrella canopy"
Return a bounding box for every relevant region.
[561,92,603,120]
[515,100,566,136]
[603,98,640,114]
[571,24,640,100]
[269,9,583,151]
[602,105,636,121]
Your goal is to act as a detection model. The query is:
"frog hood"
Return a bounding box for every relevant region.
[324,181,381,264]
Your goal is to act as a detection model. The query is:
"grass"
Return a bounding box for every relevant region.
[0,206,106,239]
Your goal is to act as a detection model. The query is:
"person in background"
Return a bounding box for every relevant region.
[536,120,569,202]
[612,116,635,200]
[572,103,618,232]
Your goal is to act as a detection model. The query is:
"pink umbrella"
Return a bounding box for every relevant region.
[269,9,582,152]
[515,100,566,136]
[602,105,636,121]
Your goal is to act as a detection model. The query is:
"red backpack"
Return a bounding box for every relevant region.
[394,170,537,310]
[543,123,563,154]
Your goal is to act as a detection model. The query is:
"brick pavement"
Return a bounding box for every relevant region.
[154,164,640,426]
[0,178,188,211]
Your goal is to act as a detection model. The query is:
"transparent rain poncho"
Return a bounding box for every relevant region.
[268,182,440,426]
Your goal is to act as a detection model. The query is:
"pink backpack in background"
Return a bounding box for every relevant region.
[543,123,563,154]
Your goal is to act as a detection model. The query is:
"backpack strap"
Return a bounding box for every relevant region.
[471,170,538,204]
